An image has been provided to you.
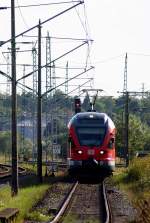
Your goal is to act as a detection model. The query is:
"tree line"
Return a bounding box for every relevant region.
[0,90,150,161]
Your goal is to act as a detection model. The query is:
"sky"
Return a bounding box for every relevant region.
[86,0,150,96]
[0,0,150,97]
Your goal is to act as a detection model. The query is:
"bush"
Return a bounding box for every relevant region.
[126,165,142,181]
[122,157,150,194]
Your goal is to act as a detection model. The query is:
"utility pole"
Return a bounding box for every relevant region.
[37,20,42,183]
[11,0,18,196]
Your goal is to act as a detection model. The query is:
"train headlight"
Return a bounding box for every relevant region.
[77,150,83,154]
[100,150,105,155]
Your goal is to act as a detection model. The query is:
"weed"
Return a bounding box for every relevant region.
[113,156,150,222]
[26,211,50,222]
[0,184,49,223]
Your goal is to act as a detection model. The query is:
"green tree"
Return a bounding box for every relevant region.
[18,134,33,161]
[128,115,147,156]
[115,113,150,158]
[0,131,11,154]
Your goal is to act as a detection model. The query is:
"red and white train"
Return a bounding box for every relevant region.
[67,111,116,175]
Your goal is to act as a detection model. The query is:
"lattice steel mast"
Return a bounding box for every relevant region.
[32,44,37,162]
[20,65,26,157]
[123,53,128,93]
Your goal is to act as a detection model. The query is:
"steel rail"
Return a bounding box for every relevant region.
[103,180,112,223]
[47,179,111,223]
[0,164,26,179]
[0,164,10,176]
[49,181,78,223]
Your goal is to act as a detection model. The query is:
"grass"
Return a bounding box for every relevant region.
[113,156,150,223]
[0,154,8,163]
[20,162,67,177]
[0,183,50,223]
[114,156,150,195]
[20,162,37,174]
[0,154,67,222]
[26,211,50,222]
[0,159,66,223]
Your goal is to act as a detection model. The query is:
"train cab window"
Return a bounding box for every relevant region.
[76,127,106,146]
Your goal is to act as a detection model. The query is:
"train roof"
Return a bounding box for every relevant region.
[68,111,115,129]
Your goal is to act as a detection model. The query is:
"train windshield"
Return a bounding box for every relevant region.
[76,127,106,146]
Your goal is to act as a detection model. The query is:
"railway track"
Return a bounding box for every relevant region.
[50,179,112,223]
[0,164,26,179]
[0,161,67,182]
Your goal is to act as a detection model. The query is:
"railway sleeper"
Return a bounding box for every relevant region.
[0,208,19,223]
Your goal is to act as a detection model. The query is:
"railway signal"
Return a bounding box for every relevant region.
[74,98,81,113]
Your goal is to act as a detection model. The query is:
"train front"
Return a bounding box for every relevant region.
[67,112,116,174]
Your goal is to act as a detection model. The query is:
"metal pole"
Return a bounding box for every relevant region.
[32,46,37,165]
[125,91,129,167]
[37,20,42,183]
[45,32,51,176]
[11,0,18,196]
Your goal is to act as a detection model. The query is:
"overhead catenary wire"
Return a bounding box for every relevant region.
[17,41,88,82]
[94,54,125,65]
[16,0,29,29]
[47,79,93,108]
[71,0,92,70]
[128,52,150,57]
[71,0,89,38]
[0,69,35,92]
[42,66,94,97]
[0,1,94,99]
[4,1,82,9]
[22,34,93,42]
[0,63,90,70]
[83,3,93,69]
[0,1,84,47]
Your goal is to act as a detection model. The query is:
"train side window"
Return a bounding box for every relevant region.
[108,138,114,149]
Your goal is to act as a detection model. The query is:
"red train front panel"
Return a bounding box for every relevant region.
[67,112,116,173]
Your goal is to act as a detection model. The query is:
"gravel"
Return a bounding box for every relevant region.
[105,178,137,223]
[25,175,139,223]
[33,182,73,216]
